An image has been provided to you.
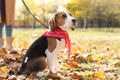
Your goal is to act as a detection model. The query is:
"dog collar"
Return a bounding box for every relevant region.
[43,27,71,58]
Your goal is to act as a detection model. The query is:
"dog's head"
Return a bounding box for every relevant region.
[48,11,76,31]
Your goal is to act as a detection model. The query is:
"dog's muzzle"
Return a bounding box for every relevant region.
[71,19,77,31]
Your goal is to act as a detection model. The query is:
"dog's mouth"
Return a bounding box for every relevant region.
[71,27,74,31]
[71,24,76,31]
[71,21,77,31]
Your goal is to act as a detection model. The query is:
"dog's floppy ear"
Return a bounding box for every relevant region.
[48,13,57,31]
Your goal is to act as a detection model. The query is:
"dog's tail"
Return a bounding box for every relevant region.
[17,57,47,75]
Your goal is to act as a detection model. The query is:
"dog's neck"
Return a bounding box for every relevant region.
[44,27,71,58]
[58,26,67,31]
[48,26,67,32]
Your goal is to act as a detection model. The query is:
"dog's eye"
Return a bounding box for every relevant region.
[62,14,67,18]
[69,13,72,16]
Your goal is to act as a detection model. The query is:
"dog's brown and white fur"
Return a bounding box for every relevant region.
[17,11,76,77]
[46,11,76,73]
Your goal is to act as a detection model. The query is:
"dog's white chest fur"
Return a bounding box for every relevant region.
[56,39,65,50]
[45,39,65,73]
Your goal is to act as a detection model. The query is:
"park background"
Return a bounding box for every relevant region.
[15,0,120,28]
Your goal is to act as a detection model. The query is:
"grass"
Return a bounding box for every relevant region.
[12,28,120,52]
[69,28,120,41]
[12,28,120,41]
[13,28,45,40]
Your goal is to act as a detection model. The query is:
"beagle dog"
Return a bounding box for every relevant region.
[17,11,76,77]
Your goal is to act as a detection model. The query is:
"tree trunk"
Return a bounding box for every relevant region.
[83,18,87,29]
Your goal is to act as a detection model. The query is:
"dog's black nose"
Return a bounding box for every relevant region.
[72,19,76,23]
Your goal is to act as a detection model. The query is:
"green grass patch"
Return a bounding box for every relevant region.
[13,28,120,41]
[12,28,120,53]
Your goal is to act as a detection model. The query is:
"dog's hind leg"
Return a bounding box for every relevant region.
[17,56,29,75]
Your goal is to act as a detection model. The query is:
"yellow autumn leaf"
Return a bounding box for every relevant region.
[85,70,94,75]
[93,71,106,79]
[22,40,30,48]
[94,55,103,60]
[60,69,67,76]
[0,66,8,74]
[48,73,61,79]
[72,46,83,55]
[62,63,69,67]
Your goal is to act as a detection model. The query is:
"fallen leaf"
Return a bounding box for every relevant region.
[75,55,86,63]
[48,73,61,79]
[0,77,5,80]
[71,73,81,79]
[93,71,106,79]
[0,66,8,74]
[7,75,17,80]
[6,54,16,61]
[69,61,79,68]
[22,40,30,48]
[114,61,120,67]
[0,58,5,67]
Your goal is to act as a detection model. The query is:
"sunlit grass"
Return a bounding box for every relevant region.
[12,28,120,54]
[13,28,45,40]
[13,28,120,41]
[12,28,120,45]
[69,28,120,41]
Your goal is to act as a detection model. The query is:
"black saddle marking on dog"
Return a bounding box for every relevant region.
[18,36,48,74]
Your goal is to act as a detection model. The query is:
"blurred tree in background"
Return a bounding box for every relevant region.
[65,0,120,28]
[15,0,59,28]
[15,0,120,28]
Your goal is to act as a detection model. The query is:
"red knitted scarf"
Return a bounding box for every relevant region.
[43,27,71,58]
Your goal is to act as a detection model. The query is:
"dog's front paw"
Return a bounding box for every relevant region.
[54,67,60,73]
[36,72,50,77]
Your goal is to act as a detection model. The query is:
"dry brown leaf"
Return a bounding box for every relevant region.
[0,77,5,80]
[69,61,79,68]
[114,61,120,67]
[71,73,80,79]
[75,55,85,63]
[6,54,16,61]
